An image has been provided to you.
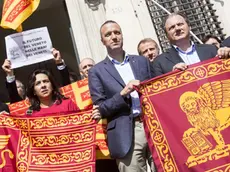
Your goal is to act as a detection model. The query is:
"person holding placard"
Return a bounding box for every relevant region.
[25,69,100,118]
[2,48,71,103]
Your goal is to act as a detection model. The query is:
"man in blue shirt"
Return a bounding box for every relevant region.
[88,20,155,172]
[152,13,230,76]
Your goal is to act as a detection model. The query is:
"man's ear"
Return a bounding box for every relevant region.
[165,31,169,39]
[80,71,84,77]
[101,38,104,45]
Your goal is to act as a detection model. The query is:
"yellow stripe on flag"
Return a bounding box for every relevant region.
[0,0,40,31]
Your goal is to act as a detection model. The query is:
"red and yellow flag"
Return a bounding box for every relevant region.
[0,110,96,171]
[140,57,230,171]
[9,78,111,160]
[0,0,40,32]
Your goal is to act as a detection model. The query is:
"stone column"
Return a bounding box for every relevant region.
[65,0,107,63]
[212,0,230,36]
[131,0,161,52]
[65,0,159,61]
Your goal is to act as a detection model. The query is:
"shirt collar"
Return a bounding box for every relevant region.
[108,52,129,65]
[173,41,196,55]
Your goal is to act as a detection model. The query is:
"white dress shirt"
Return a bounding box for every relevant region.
[108,53,141,116]
[173,42,200,65]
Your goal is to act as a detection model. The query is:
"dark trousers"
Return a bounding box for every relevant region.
[96,159,119,172]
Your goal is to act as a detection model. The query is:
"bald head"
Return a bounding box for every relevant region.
[79,58,95,78]
[16,79,26,99]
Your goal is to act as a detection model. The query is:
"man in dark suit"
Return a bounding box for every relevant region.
[153,13,230,76]
[88,20,155,172]
[78,57,119,172]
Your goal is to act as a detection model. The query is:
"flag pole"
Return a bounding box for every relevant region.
[150,0,203,44]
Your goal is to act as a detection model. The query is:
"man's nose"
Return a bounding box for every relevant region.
[86,65,91,70]
[111,33,117,39]
[147,49,153,56]
[175,25,181,30]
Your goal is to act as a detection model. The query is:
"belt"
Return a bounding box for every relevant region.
[134,115,143,122]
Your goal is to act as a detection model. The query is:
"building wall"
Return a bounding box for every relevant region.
[65,0,106,63]
[212,0,230,37]
[65,0,159,62]
[104,0,159,55]
[65,0,229,63]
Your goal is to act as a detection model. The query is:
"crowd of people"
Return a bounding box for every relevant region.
[0,12,230,172]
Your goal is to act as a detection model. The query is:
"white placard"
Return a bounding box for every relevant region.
[5,27,53,69]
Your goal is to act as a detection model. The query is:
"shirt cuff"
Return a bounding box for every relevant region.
[56,59,66,70]
[57,64,66,70]
[6,75,16,83]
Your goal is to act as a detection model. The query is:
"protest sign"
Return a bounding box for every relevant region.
[5,27,53,68]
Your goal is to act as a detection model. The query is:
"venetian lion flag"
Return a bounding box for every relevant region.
[140,57,230,171]
[0,0,40,31]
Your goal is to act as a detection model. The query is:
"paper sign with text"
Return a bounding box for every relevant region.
[5,27,53,69]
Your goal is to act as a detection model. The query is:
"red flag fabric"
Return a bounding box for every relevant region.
[0,110,96,171]
[8,79,110,159]
[140,57,230,171]
[0,0,40,31]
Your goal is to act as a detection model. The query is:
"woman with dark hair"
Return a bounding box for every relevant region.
[2,48,71,104]
[26,69,80,116]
